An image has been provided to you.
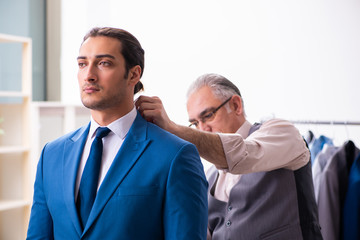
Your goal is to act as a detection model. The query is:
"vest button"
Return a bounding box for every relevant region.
[226,220,231,227]
[228,206,233,212]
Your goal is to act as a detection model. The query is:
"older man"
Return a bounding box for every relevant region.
[136,73,323,240]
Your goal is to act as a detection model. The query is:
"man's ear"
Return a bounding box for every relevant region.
[230,95,243,115]
[128,65,141,86]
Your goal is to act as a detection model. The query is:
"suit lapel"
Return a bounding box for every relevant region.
[63,123,90,236]
[83,113,151,234]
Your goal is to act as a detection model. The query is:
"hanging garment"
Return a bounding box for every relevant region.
[312,144,339,202]
[317,141,360,240]
[308,135,334,165]
[343,153,360,240]
[304,130,315,144]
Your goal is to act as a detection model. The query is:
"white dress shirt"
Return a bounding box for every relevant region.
[75,107,137,199]
[213,118,310,202]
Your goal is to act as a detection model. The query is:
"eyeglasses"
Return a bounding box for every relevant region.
[188,97,232,128]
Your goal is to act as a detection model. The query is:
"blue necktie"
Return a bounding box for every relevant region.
[77,127,111,229]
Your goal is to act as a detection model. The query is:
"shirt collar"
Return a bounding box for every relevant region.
[89,107,137,140]
[236,120,252,139]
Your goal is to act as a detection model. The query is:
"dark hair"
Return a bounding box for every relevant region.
[82,27,145,94]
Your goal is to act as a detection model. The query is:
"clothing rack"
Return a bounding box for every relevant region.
[290,120,360,126]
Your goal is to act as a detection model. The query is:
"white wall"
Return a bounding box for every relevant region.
[61,0,360,145]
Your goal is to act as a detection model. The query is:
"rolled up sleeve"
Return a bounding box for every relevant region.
[218,119,309,174]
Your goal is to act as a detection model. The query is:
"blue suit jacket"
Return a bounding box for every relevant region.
[343,153,360,240]
[27,112,208,239]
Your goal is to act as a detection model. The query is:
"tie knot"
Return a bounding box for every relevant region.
[95,127,111,139]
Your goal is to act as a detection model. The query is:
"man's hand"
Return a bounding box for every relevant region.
[135,95,176,132]
[136,95,227,168]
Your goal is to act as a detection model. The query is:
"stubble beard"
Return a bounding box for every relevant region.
[81,92,122,111]
[80,73,129,111]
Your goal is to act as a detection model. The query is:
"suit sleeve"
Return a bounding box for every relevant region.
[27,145,54,240]
[163,143,208,240]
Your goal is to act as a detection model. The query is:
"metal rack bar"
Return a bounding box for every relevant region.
[290,120,360,126]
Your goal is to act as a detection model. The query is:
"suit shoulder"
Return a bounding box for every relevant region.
[45,124,88,148]
[146,122,192,147]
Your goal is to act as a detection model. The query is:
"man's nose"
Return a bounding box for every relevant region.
[85,64,97,82]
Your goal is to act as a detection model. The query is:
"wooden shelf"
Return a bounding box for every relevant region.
[0,33,31,44]
[0,33,32,240]
[0,200,31,212]
[0,146,30,154]
[0,91,30,98]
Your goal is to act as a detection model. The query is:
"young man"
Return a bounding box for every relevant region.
[27,27,208,239]
[136,73,323,240]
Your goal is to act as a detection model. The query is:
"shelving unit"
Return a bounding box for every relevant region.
[0,33,32,240]
[31,101,90,160]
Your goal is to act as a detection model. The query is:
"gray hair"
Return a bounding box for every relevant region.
[186,73,245,114]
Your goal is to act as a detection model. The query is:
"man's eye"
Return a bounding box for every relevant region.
[78,62,86,68]
[189,121,199,128]
[99,61,111,66]
[202,112,214,121]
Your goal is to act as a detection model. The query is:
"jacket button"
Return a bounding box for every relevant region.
[226,220,231,227]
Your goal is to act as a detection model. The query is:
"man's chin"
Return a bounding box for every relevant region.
[81,99,103,110]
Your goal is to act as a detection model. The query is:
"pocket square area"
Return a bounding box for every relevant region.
[116,185,159,196]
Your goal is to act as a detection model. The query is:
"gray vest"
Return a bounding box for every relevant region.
[207,124,322,240]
